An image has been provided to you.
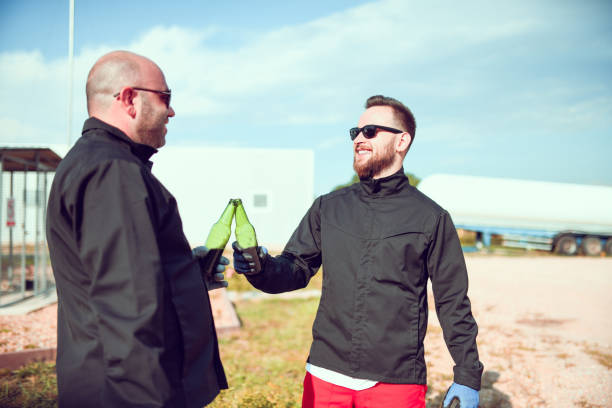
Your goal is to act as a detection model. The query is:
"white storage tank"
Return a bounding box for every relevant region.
[417,174,612,255]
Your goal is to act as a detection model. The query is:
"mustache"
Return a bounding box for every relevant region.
[354,142,372,152]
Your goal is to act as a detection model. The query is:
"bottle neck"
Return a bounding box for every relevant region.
[219,200,236,226]
[235,203,250,225]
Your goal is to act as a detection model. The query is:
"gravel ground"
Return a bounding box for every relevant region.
[425,255,612,407]
[1,255,611,407]
[0,302,57,353]
[0,289,238,353]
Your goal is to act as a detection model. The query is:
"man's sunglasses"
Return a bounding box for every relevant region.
[349,125,404,141]
[113,87,172,108]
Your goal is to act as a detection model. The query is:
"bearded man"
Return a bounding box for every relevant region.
[233,95,483,408]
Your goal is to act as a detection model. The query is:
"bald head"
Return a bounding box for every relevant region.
[86,51,156,115]
[84,50,174,148]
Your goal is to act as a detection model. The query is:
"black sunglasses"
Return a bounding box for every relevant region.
[349,124,404,141]
[113,86,172,108]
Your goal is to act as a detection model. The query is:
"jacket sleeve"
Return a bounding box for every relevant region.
[246,197,323,293]
[427,211,484,390]
[75,159,172,405]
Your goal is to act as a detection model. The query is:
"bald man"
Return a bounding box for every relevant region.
[46,51,228,407]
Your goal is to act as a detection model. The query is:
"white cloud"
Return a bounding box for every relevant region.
[0,0,610,160]
[107,0,543,124]
[0,117,58,143]
[515,95,612,133]
[0,50,55,83]
[317,136,346,150]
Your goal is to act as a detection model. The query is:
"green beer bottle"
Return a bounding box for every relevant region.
[234,199,262,273]
[205,199,236,249]
[200,199,236,281]
[234,199,257,247]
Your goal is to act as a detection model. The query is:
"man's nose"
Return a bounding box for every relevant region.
[168,106,176,117]
[353,130,367,144]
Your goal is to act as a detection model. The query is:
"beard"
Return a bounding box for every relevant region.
[353,141,396,179]
[135,97,167,148]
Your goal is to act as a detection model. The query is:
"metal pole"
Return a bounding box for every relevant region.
[8,172,13,284]
[34,156,40,295]
[67,0,75,147]
[0,156,3,305]
[21,170,27,299]
[41,172,48,293]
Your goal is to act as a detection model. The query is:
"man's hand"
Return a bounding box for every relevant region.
[443,382,479,408]
[192,246,229,290]
[232,241,267,275]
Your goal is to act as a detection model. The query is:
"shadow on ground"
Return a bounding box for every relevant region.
[426,371,512,408]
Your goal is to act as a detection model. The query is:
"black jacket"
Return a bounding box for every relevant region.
[247,169,483,390]
[46,117,227,407]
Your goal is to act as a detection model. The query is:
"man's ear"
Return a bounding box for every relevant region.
[117,87,137,118]
[396,132,412,154]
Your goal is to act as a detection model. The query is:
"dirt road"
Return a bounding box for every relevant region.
[425,255,612,407]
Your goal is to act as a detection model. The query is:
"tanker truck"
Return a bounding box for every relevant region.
[417,174,612,256]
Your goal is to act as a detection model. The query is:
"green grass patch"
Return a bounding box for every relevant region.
[0,293,466,406]
[0,361,57,408]
[0,297,320,407]
[210,297,319,407]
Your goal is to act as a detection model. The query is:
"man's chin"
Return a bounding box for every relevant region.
[353,162,372,179]
[155,130,167,148]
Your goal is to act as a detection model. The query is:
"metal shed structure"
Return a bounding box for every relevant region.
[0,148,62,307]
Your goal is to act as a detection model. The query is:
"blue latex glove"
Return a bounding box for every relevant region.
[443,383,479,408]
[192,246,229,290]
[232,241,267,275]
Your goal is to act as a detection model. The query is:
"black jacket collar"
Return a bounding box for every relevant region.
[359,167,409,196]
[82,117,158,165]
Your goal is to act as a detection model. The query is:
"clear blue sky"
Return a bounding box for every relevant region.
[1,0,611,195]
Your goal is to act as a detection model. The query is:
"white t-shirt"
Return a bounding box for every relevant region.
[306,363,377,391]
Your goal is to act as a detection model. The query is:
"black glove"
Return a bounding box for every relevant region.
[192,246,229,290]
[232,241,267,275]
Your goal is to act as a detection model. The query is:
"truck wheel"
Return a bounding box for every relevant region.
[555,235,578,256]
[581,236,602,256]
[605,238,612,257]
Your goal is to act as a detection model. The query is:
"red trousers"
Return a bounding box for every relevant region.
[302,372,427,408]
